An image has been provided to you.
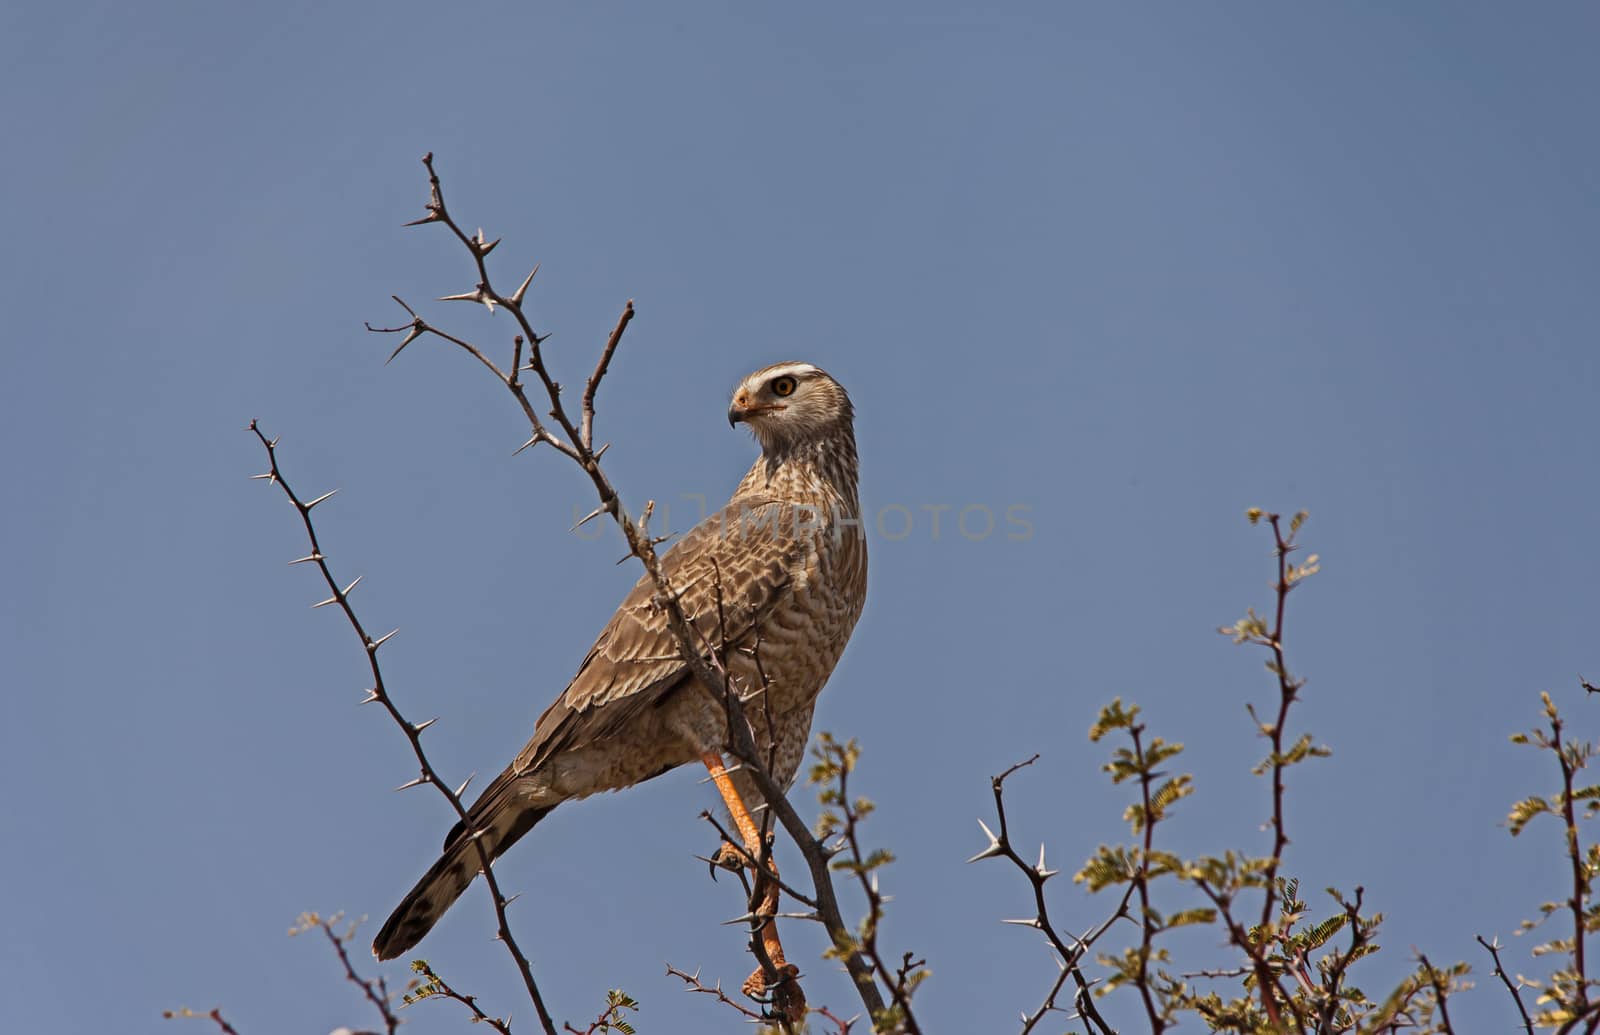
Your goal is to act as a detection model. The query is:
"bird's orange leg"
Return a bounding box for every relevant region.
[701,751,804,1020]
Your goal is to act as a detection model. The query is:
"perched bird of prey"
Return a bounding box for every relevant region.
[373,361,867,970]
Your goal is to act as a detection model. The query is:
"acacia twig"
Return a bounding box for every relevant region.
[971,756,1123,1035]
[248,423,557,1035]
[296,913,400,1035]
[162,1009,243,1035]
[664,964,765,1020]
[1219,510,1319,1029]
[410,960,514,1035]
[1476,935,1535,1035]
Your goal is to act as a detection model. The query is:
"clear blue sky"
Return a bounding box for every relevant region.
[4,3,1597,1032]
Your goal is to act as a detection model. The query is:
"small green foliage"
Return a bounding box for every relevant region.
[1251,731,1332,777]
[1089,697,1140,742]
[592,989,640,1034]
[1061,513,1480,1033]
[1499,692,1600,1027]
[1221,607,1271,645]
[1509,795,1554,836]
[808,731,928,1024]
[403,959,443,1006]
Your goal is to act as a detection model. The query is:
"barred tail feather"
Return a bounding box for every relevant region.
[372,794,552,961]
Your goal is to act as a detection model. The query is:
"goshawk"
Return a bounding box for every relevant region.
[373,362,867,984]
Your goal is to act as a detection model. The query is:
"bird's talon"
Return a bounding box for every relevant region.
[710,840,745,875]
[742,962,805,1021]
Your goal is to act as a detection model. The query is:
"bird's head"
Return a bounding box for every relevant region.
[728,361,854,453]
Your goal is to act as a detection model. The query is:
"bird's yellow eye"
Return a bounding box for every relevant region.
[770,376,797,397]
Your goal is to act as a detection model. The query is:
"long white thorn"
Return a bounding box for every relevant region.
[510,263,539,307]
[967,818,1005,863]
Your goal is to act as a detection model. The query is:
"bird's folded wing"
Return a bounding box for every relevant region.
[513,498,807,776]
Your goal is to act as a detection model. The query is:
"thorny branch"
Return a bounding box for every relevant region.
[247,422,555,1035]
[697,808,821,912]
[1475,935,1535,1035]
[664,964,766,1021]
[365,153,893,1023]
[969,756,1125,1035]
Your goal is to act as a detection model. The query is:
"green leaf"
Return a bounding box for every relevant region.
[1508,795,1553,836]
[1165,908,1218,929]
[1089,699,1140,742]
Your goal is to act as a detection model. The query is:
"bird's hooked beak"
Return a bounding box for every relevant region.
[728,389,781,428]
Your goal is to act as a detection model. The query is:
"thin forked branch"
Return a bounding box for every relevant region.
[248,423,557,1035]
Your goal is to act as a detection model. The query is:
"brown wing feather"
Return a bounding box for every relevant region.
[442,499,807,850]
[519,499,804,770]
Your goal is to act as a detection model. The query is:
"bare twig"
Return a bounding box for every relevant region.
[161,1009,243,1035]
[581,301,634,451]
[292,913,400,1035]
[697,809,820,910]
[1476,935,1535,1035]
[248,423,557,1035]
[971,756,1124,1035]
[664,964,765,1020]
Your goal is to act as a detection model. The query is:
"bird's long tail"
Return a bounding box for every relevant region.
[372,790,552,961]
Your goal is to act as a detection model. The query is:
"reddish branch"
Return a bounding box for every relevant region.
[1551,713,1591,1014]
[1257,513,1300,938]
[411,961,513,1035]
[304,914,401,1034]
